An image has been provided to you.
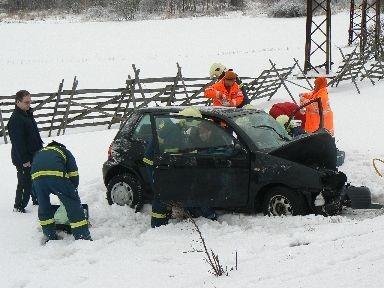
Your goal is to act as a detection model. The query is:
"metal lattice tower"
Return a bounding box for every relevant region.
[348,0,364,45]
[304,0,332,74]
[348,0,381,56]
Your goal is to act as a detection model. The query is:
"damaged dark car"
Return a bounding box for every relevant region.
[102,106,350,216]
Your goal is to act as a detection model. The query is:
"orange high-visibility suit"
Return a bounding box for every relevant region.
[299,77,334,135]
[204,79,244,107]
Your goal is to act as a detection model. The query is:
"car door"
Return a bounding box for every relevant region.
[113,113,149,162]
[153,115,250,208]
[123,113,154,186]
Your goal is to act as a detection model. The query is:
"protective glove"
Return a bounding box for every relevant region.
[222,99,231,106]
[290,119,302,128]
[23,161,31,167]
[216,91,223,99]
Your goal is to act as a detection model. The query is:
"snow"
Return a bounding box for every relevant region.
[1,11,384,288]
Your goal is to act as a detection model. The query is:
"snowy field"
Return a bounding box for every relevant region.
[1,12,384,288]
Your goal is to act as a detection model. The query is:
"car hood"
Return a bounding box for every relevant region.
[268,130,337,170]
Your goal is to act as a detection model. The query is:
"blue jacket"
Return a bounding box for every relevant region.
[7,106,43,167]
[31,142,79,188]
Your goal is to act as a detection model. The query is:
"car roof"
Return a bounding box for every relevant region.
[137,106,266,119]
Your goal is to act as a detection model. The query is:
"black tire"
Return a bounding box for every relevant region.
[263,186,308,216]
[106,174,143,209]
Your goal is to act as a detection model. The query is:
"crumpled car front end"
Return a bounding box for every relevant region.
[269,131,347,215]
[313,170,347,215]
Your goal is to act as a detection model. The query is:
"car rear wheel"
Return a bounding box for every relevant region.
[263,187,307,216]
[107,174,143,209]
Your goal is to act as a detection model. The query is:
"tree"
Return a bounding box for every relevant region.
[230,0,243,8]
[111,0,141,20]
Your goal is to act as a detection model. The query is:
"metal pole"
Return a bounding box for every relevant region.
[375,0,381,59]
[360,0,367,54]
[326,0,332,74]
[304,0,313,73]
[349,0,355,45]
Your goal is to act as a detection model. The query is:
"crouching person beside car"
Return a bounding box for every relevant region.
[145,114,190,228]
[145,107,218,228]
[143,118,180,228]
[143,140,172,228]
[31,141,92,241]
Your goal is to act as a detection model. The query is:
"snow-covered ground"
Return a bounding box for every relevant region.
[1,12,384,288]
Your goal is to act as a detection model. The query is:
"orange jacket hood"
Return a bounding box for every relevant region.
[314,77,327,91]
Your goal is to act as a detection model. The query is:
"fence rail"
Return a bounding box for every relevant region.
[0,60,322,144]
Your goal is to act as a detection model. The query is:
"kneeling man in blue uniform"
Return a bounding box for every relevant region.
[31,141,92,241]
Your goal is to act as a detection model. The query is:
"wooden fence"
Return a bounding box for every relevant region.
[0,61,310,144]
[330,44,384,93]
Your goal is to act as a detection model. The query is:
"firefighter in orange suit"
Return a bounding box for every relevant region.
[204,70,244,107]
[299,77,334,135]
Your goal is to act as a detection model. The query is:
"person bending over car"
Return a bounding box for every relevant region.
[205,70,244,107]
[299,77,334,135]
[209,63,250,107]
[143,118,183,228]
[31,141,91,242]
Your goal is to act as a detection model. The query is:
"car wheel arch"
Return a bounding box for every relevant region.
[106,171,144,209]
[253,183,292,213]
[253,184,308,215]
[261,185,309,216]
[105,165,142,187]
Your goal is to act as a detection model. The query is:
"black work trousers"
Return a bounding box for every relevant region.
[14,166,37,209]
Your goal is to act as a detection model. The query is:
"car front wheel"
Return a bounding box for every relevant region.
[107,174,143,209]
[263,187,307,216]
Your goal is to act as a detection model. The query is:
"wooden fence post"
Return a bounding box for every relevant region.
[176,62,191,105]
[0,106,7,144]
[268,59,295,103]
[167,65,181,106]
[48,79,64,137]
[293,58,313,89]
[120,75,136,129]
[138,85,171,109]
[364,57,384,81]
[108,77,130,129]
[333,47,361,93]
[180,78,214,106]
[132,64,146,100]
[59,76,78,135]
[246,70,269,101]
[128,75,137,109]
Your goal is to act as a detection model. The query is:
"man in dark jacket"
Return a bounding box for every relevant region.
[7,90,43,212]
[31,141,92,241]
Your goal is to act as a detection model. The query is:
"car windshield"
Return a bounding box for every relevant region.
[233,111,292,150]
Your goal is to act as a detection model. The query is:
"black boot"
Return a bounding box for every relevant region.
[13,207,26,213]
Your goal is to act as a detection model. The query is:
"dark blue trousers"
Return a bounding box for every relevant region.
[151,198,171,228]
[33,177,91,240]
[14,166,35,210]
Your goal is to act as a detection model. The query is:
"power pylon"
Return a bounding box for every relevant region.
[304,0,332,74]
[348,0,381,57]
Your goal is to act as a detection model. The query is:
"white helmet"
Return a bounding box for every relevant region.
[178,107,202,118]
[209,63,227,79]
[276,115,290,128]
[178,107,202,127]
[242,104,256,110]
